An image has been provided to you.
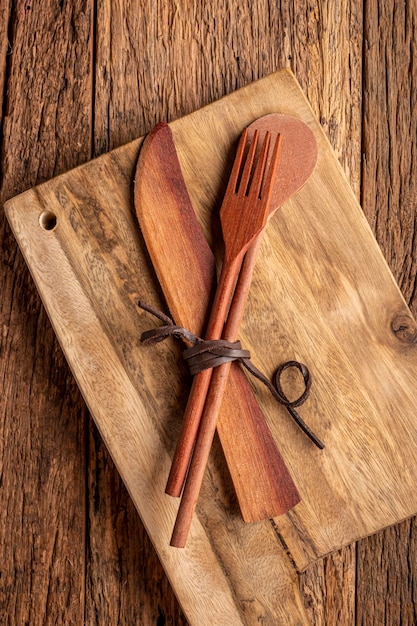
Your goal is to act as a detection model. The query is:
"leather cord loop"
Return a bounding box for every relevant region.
[274,360,312,408]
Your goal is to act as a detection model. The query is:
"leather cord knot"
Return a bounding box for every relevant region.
[182,340,251,375]
[138,300,324,449]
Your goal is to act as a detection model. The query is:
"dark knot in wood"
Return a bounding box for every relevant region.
[391,314,417,344]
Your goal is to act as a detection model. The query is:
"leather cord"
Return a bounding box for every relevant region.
[138,300,324,449]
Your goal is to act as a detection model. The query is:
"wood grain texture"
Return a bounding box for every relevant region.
[1,1,185,624]
[4,90,312,623]
[90,4,361,619]
[0,2,93,625]
[169,70,417,566]
[357,2,417,624]
[0,1,11,109]
[286,3,363,620]
[6,67,417,623]
[1,1,417,624]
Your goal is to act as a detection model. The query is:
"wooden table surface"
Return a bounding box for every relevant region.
[1,2,417,624]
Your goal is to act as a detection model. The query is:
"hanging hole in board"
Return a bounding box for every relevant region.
[39,211,57,231]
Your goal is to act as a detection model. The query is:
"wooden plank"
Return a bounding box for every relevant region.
[357,2,417,622]
[86,431,188,625]
[356,520,417,625]
[0,2,93,624]
[300,547,356,625]
[90,4,189,620]
[289,1,364,621]
[6,68,417,623]
[0,0,12,112]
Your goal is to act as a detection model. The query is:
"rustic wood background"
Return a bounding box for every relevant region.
[1,1,416,624]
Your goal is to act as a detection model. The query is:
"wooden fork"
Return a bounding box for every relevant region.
[170,128,282,547]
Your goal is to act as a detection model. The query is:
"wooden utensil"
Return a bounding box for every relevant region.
[170,128,283,547]
[134,122,301,523]
[166,114,319,499]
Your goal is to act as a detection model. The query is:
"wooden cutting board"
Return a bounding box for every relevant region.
[5,69,417,624]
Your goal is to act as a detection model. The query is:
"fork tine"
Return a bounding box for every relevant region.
[247,131,271,200]
[226,127,249,195]
[248,132,282,201]
[238,129,260,195]
[260,132,282,202]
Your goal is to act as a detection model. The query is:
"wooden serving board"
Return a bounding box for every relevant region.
[5,69,417,624]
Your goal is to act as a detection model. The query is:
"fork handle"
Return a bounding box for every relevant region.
[170,243,260,546]
[166,237,262,498]
[165,254,243,497]
[170,358,235,547]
